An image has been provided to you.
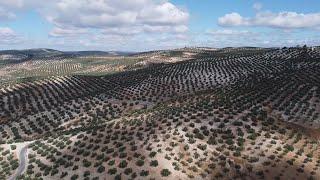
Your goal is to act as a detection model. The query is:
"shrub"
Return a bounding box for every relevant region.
[115,174,121,180]
[161,169,171,177]
[197,144,207,151]
[83,159,91,167]
[10,145,16,150]
[233,151,241,157]
[149,151,157,158]
[124,168,132,175]
[248,156,259,163]
[108,168,117,175]
[150,160,158,167]
[207,136,217,145]
[225,138,234,145]
[108,160,115,166]
[97,166,105,173]
[233,121,243,126]
[60,172,68,178]
[84,171,90,177]
[71,174,79,180]
[140,170,149,176]
[136,159,144,166]
[284,144,294,152]
[118,160,127,168]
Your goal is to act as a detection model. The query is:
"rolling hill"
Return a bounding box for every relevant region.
[0,47,319,180]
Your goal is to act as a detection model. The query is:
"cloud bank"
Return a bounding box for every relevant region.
[218,11,320,29]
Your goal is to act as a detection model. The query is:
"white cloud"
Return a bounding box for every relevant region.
[204,28,320,48]
[218,11,320,29]
[137,2,189,26]
[0,0,189,38]
[0,0,190,50]
[143,24,188,33]
[0,27,23,44]
[0,0,25,9]
[0,0,55,9]
[100,24,188,37]
[173,25,188,33]
[49,27,89,37]
[218,13,245,26]
[0,7,16,20]
[0,27,15,35]
[45,0,189,34]
[206,29,253,36]
[205,29,261,47]
[103,26,142,36]
[253,3,262,11]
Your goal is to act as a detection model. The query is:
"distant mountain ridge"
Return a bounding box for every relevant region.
[64,50,134,57]
[0,48,135,62]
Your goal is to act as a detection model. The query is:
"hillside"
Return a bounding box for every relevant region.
[0,48,200,88]
[0,47,319,179]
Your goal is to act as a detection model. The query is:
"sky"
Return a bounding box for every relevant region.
[0,0,319,51]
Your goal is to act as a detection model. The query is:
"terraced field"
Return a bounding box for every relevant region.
[0,47,319,180]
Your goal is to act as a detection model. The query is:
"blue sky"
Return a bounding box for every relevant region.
[0,0,319,51]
